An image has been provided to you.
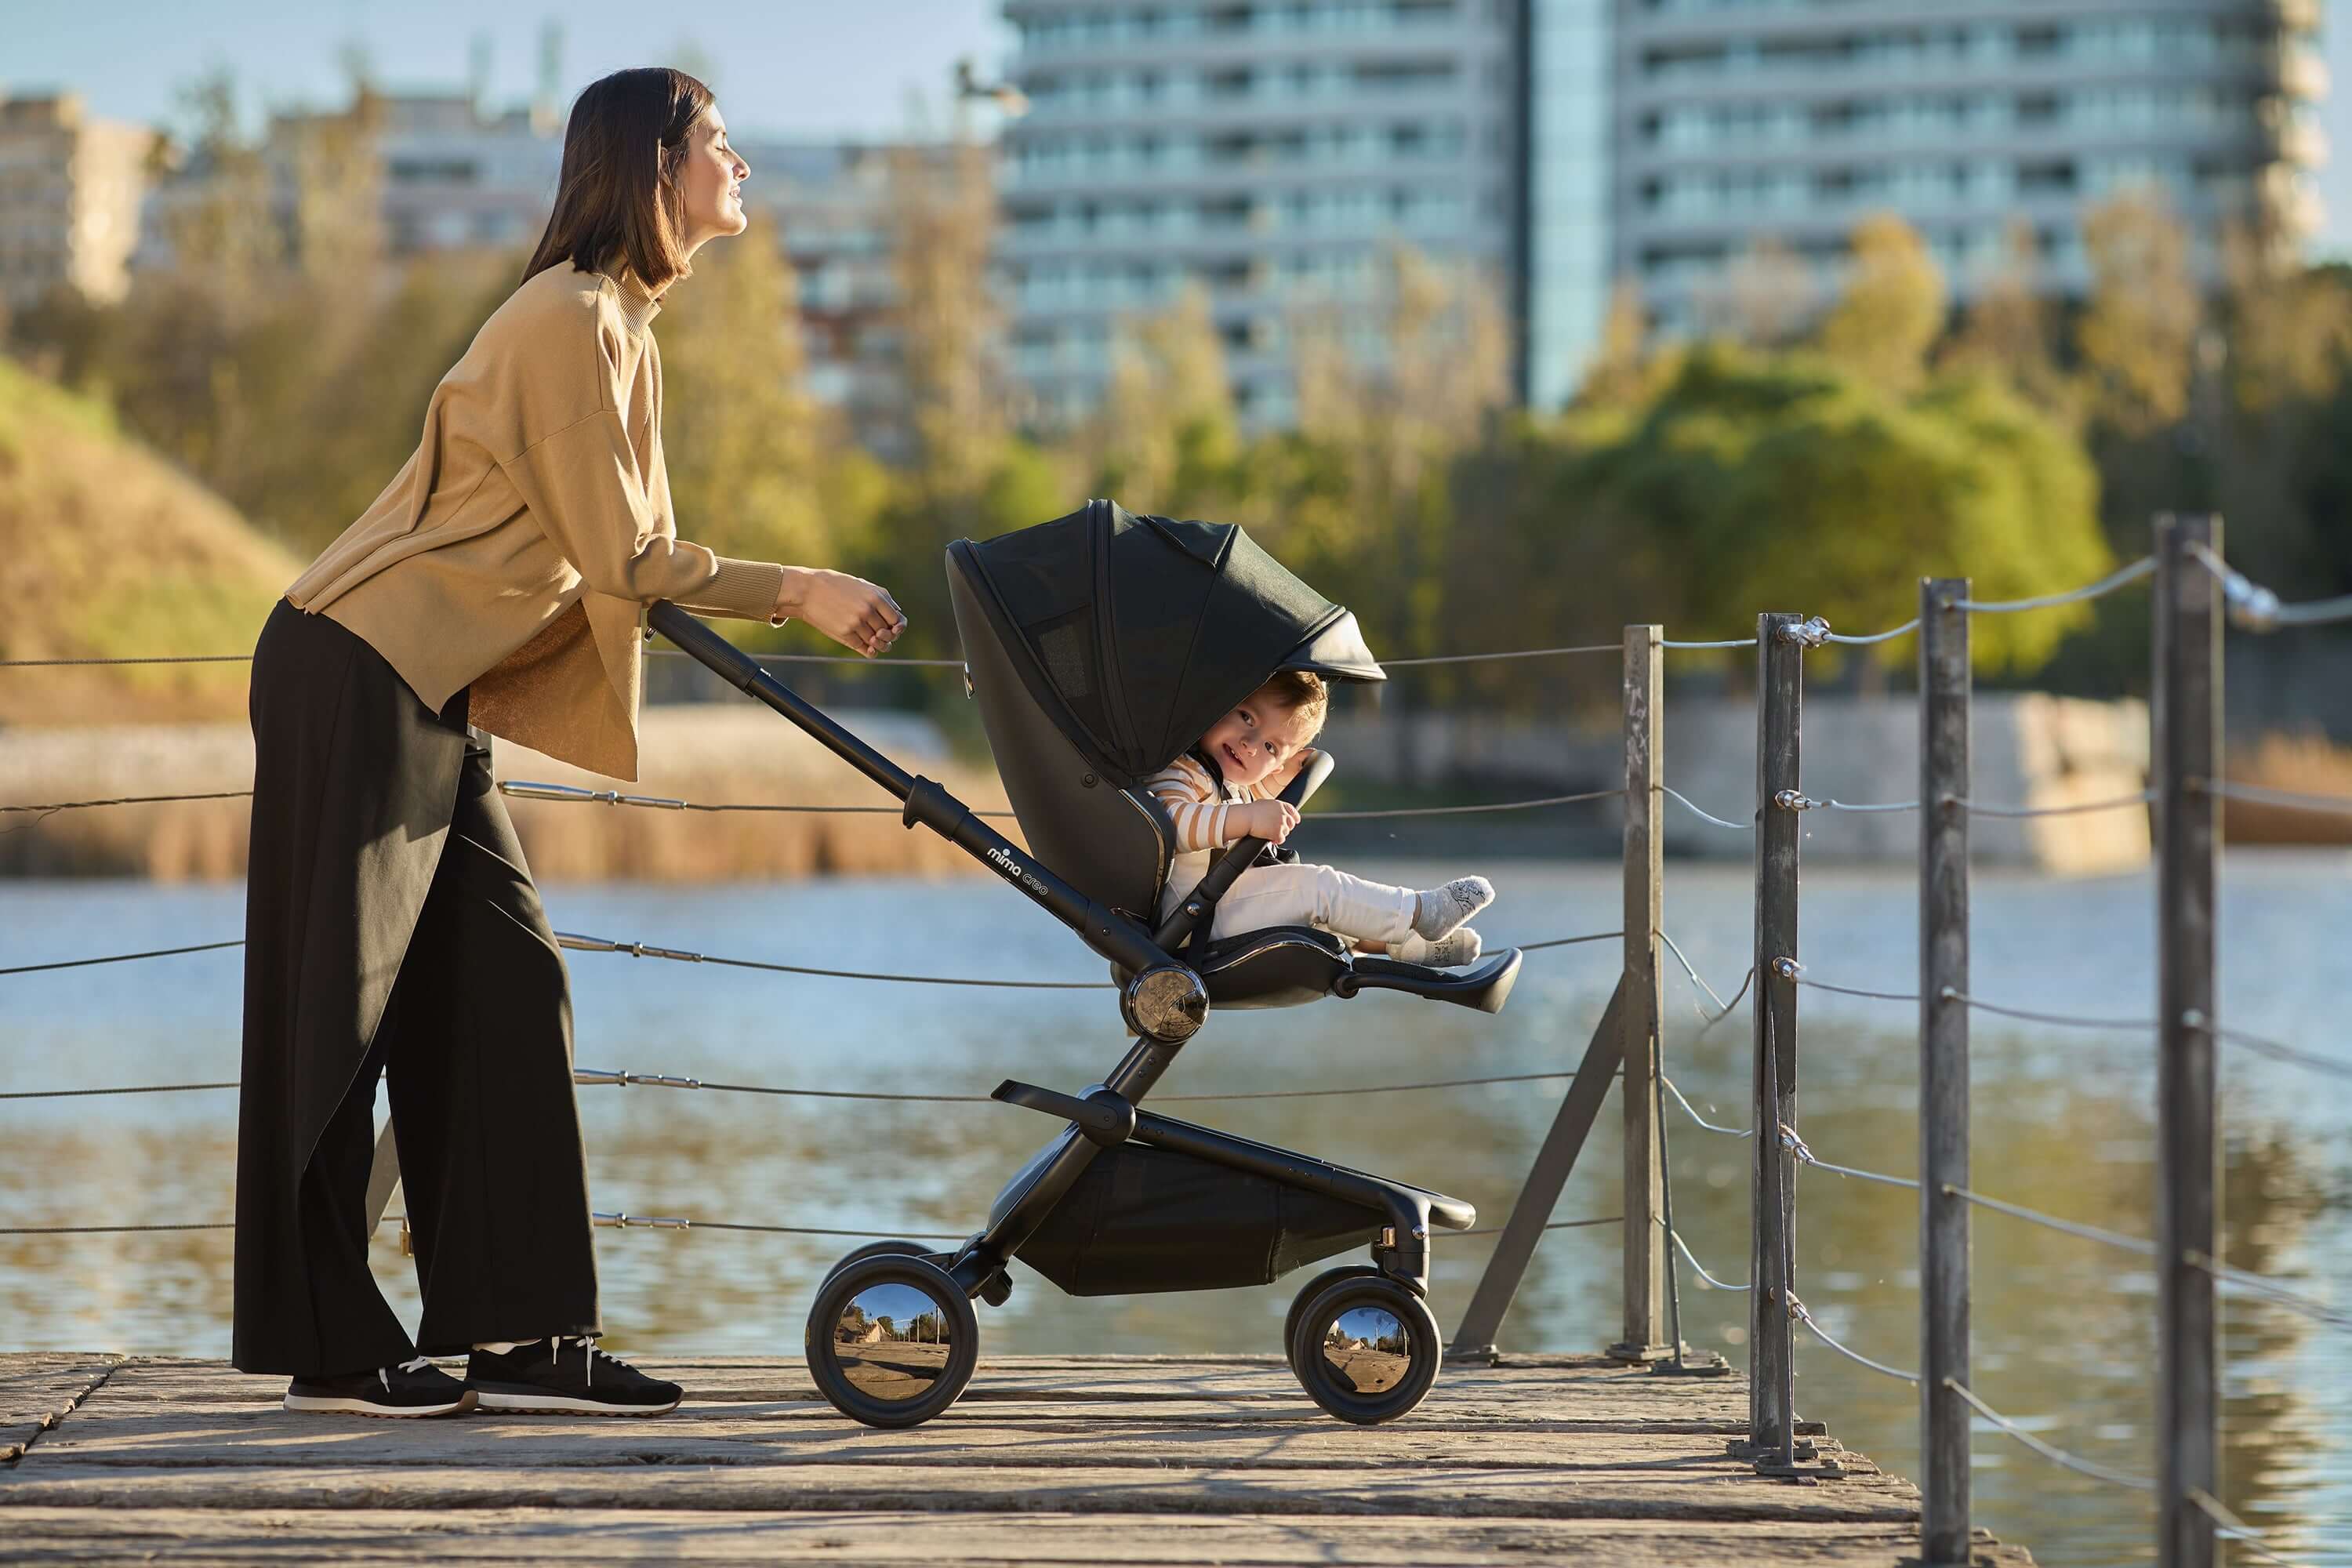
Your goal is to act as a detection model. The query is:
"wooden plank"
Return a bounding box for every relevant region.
[1918,577,1972,1566]
[1617,625,1668,1360]
[1750,613,1802,1454]
[2153,514,2221,1568]
[0,1508,2038,1566]
[68,1354,1752,1414]
[0,1352,122,1462]
[0,1461,1922,1523]
[19,1413,1831,1473]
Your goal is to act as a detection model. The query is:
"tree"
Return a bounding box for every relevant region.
[1082,285,1240,515]
[1816,212,1946,395]
[1571,278,1657,411]
[1937,218,2075,423]
[2077,191,2201,437]
[1704,237,1813,349]
[1544,344,2109,673]
[886,140,1003,496]
[1282,246,1509,657]
[658,217,866,576]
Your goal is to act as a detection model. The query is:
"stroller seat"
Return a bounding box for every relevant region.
[947,499,1522,1022]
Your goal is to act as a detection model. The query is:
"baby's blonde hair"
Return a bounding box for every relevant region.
[1255,670,1329,741]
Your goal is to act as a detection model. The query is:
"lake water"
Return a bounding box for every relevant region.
[4,855,2347,1566]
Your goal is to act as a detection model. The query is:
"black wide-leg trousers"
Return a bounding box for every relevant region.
[234,599,599,1376]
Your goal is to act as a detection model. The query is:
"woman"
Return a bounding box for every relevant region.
[235,68,904,1418]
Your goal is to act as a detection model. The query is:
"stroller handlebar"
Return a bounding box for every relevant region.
[647,601,1171,980]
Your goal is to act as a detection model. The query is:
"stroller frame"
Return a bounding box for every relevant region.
[650,593,1515,1425]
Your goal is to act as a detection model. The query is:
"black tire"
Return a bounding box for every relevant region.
[1282,1266,1384,1376]
[805,1254,979,1429]
[1287,1273,1443,1425]
[820,1240,940,1288]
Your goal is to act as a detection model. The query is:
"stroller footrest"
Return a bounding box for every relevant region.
[993,1080,1138,1147]
[1341,949,1523,1015]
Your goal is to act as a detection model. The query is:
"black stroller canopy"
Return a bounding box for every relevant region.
[953,499,1385,784]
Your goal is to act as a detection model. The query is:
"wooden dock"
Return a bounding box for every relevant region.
[2,1351,2034,1564]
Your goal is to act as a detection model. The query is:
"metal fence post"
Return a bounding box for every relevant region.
[2154,515,2221,1568]
[1918,579,1973,1563]
[1611,624,1670,1363]
[1749,612,1802,1459]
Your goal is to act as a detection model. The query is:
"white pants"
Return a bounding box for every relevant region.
[1167,860,1419,946]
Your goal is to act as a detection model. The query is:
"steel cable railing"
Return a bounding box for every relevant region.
[0,550,2326,1552]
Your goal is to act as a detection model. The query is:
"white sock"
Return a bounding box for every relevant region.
[474,1339,542,1356]
[1411,877,1494,939]
[1394,927,1483,968]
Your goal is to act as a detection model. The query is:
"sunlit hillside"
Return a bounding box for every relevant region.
[0,355,294,726]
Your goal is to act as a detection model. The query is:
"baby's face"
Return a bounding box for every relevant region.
[1200,692,1316,789]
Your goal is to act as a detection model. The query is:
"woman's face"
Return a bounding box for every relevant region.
[675,105,750,254]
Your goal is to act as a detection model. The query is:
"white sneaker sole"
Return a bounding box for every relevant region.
[473,1390,681,1415]
[282,1390,477,1417]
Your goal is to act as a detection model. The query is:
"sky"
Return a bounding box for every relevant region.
[3,0,1021,143]
[9,1,2352,258]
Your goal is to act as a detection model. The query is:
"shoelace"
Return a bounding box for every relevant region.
[550,1334,622,1388]
[378,1354,434,1392]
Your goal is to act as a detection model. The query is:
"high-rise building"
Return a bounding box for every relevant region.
[737,139,980,459]
[999,0,1521,427]
[1606,0,2328,344]
[1000,2,2327,421]
[371,93,564,256]
[0,92,154,313]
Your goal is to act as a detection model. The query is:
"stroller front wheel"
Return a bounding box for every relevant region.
[1287,1273,1443,1425]
[820,1240,944,1288]
[1281,1266,1384,1377]
[806,1254,979,1428]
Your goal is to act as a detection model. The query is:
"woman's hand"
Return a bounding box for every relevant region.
[1235,799,1300,845]
[777,568,906,658]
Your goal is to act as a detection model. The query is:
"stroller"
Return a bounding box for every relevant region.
[648,500,1522,1428]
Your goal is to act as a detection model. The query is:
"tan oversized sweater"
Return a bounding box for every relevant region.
[284,263,787,780]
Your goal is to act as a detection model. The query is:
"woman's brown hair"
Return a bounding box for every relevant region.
[522,67,712,291]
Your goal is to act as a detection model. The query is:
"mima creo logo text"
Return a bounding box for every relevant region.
[986,844,1049,898]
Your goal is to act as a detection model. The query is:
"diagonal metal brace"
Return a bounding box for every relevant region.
[1450,978,1626,1358]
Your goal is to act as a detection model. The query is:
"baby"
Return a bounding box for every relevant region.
[1145,670,1494,967]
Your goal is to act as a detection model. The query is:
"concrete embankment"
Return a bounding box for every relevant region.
[1320,693,2156,873]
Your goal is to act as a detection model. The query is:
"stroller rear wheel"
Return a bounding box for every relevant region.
[1286,1273,1443,1425]
[1281,1266,1383,1377]
[805,1254,978,1428]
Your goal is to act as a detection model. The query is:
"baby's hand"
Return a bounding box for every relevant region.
[1237,799,1301,844]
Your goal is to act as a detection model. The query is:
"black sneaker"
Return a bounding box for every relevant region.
[466,1336,682,1415]
[283,1356,476,1417]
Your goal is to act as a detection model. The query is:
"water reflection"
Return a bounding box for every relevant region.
[2,859,2347,1567]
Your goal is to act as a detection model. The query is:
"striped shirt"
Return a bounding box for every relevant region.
[1145,753,1276,854]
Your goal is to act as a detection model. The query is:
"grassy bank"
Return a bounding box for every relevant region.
[0,357,295,727]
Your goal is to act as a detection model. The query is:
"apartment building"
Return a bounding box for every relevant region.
[998,0,1521,426]
[1610,0,2329,339]
[0,92,154,312]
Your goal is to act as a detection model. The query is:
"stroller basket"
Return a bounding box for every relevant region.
[1014,1142,1383,1297]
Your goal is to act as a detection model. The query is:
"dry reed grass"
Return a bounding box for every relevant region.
[1,706,1013,881]
[2222,731,2352,845]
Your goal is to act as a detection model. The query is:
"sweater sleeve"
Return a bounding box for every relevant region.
[499,407,783,621]
[1145,759,1236,853]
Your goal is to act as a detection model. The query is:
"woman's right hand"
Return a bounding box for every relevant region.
[778,568,906,658]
